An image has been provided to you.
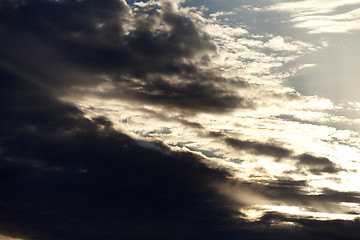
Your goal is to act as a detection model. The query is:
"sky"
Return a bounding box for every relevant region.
[1,0,360,239]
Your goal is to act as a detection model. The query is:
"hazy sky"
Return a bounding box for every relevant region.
[1,0,360,239]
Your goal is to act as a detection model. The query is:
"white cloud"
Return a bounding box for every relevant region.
[266,0,360,16]
[264,0,360,33]
[263,36,315,51]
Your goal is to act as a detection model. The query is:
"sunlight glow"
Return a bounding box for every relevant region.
[243,205,359,221]
[0,235,24,240]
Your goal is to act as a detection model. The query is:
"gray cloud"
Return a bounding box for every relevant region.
[224,137,343,175]
[296,154,344,175]
[0,0,251,114]
[225,137,293,159]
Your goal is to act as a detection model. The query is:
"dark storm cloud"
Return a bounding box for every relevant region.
[2,1,360,240]
[3,63,357,240]
[0,67,242,240]
[0,0,250,114]
[0,62,357,240]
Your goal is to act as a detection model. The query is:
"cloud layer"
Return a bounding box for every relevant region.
[265,0,360,33]
[2,0,360,239]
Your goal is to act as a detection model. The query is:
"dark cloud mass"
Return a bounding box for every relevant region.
[0,0,249,113]
[0,67,240,240]
[1,0,360,239]
[4,57,357,240]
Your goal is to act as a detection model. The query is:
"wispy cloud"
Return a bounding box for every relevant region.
[264,0,360,33]
[266,0,360,15]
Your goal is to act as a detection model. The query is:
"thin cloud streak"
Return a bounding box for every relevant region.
[264,0,360,33]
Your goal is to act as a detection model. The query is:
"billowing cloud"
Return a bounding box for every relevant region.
[0,0,251,114]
